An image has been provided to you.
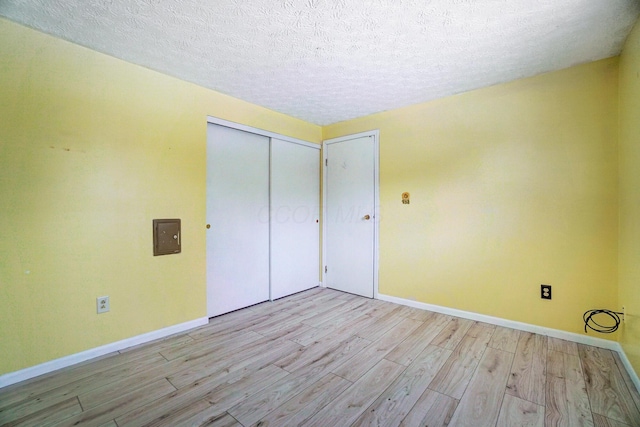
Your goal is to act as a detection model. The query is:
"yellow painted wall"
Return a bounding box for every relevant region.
[0,18,321,375]
[325,58,620,337]
[619,19,640,375]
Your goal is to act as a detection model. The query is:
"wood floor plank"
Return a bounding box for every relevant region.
[0,353,168,422]
[168,338,300,389]
[228,288,326,318]
[427,323,493,399]
[117,332,195,359]
[249,373,351,427]
[579,345,640,425]
[301,298,371,326]
[1,397,82,427]
[430,317,474,350]
[355,308,406,342]
[117,363,285,427]
[496,394,544,427]
[385,313,450,366]
[290,294,363,322]
[228,370,326,426]
[489,326,521,353]
[361,300,401,319]
[116,337,299,427]
[448,347,514,427]
[390,304,419,318]
[592,413,632,427]
[230,324,374,426]
[116,369,246,427]
[283,289,353,316]
[332,317,422,382]
[229,352,358,427]
[188,312,276,341]
[548,336,579,356]
[258,320,315,341]
[352,345,451,426]
[145,399,213,427]
[196,309,269,333]
[399,390,458,427]
[143,364,288,427]
[0,348,155,411]
[243,310,299,333]
[506,331,547,405]
[229,334,375,427]
[304,359,405,427]
[79,339,298,413]
[179,365,290,424]
[166,411,242,427]
[161,329,263,361]
[276,334,371,373]
[612,351,640,416]
[292,310,373,346]
[248,312,304,335]
[246,300,295,317]
[546,349,594,427]
[282,294,351,320]
[56,378,176,427]
[403,307,434,322]
[77,355,181,410]
[265,286,324,307]
[75,334,270,411]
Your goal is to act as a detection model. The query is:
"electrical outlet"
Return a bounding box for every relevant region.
[97,296,110,314]
[541,285,552,300]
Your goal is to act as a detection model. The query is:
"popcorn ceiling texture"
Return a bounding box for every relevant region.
[1,0,638,125]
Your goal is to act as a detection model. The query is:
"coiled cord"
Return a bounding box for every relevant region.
[583,309,623,334]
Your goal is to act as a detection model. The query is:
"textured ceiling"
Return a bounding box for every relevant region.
[1,0,639,125]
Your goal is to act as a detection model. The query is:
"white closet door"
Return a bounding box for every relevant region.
[270,138,320,300]
[206,124,270,317]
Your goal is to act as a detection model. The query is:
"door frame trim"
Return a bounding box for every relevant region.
[322,130,380,299]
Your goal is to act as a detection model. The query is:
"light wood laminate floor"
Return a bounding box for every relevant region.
[1,287,639,427]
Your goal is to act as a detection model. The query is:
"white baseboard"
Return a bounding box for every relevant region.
[378,293,640,392]
[616,342,640,395]
[0,317,208,389]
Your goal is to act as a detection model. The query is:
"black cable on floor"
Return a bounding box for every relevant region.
[583,309,623,334]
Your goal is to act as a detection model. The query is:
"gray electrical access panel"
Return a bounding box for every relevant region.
[153,219,181,256]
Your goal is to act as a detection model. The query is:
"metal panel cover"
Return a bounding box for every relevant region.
[153,219,181,256]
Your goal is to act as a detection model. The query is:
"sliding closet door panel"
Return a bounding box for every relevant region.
[206,124,270,317]
[270,139,320,300]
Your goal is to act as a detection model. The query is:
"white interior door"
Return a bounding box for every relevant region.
[206,124,270,317]
[270,138,320,300]
[324,134,377,298]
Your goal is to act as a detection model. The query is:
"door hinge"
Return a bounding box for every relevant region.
[325,158,328,167]
[325,266,327,273]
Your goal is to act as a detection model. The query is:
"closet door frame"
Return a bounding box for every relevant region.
[207,117,320,150]
[206,116,320,305]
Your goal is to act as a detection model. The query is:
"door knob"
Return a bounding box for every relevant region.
[363,215,371,220]
[206,224,211,229]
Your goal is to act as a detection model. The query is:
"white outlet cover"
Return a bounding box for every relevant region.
[97,296,110,314]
